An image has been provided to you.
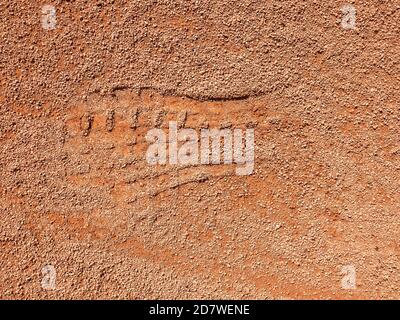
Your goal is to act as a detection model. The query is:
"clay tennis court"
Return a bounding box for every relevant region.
[0,0,399,299]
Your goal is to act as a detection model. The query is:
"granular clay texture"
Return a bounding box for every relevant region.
[0,0,399,299]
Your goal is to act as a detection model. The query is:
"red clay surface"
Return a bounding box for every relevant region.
[0,0,399,299]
